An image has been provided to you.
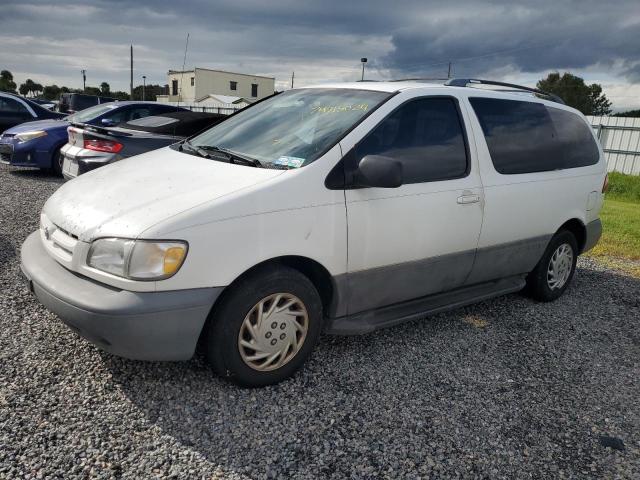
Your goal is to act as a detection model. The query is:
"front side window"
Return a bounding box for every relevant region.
[356,97,468,184]
[190,88,390,168]
[0,97,30,114]
[67,103,117,123]
[126,107,151,120]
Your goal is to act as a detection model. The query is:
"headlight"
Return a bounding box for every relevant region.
[15,130,47,143]
[87,238,187,280]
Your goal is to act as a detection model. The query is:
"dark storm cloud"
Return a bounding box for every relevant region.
[0,0,639,91]
[380,1,640,80]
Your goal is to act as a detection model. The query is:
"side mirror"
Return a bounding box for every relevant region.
[101,118,116,127]
[355,155,403,188]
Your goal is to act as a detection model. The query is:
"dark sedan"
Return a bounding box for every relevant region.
[61,111,226,179]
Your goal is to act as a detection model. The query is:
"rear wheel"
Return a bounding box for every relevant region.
[206,266,323,387]
[51,147,64,177]
[525,230,578,301]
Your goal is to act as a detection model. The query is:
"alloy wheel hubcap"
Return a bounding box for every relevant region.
[238,293,309,371]
[547,243,573,290]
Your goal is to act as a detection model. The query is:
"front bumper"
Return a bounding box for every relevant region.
[20,231,223,360]
[0,140,51,168]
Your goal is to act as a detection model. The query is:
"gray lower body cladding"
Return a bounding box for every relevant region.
[330,235,551,319]
[583,218,602,253]
[20,231,223,360]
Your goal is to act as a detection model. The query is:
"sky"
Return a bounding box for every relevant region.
[1,0,639,111]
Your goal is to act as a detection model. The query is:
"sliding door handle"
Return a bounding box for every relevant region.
[457,194,480,204]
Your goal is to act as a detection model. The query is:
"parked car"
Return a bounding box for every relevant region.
[57,93,117,114]
[0,102,185,176]
[21,79,606,387]
[0,91,64,133]
[61,111,225,179]
[31,98,57,110]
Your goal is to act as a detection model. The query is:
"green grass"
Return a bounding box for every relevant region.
[587,198,640,276]
[605,172,640,203]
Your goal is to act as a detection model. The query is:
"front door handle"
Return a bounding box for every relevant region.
[457,194,480,204]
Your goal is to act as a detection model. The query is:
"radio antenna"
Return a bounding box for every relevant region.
[178,33,190,108]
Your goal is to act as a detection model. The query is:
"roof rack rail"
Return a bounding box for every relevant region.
[445,78,565,104]
[389,77,449,82]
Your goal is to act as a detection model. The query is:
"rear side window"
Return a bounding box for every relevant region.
[470,98,599,174]
[469,98,558,174]
[547,107,600,168]
[356,97,468,184]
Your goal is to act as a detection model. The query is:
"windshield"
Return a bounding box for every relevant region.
[190,88,390,168]
[67,103,116,123]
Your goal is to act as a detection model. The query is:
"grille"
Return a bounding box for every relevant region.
[40,218,79,264]
[0,152,11,163]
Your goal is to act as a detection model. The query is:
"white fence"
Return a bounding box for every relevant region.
[587,116,640,175]
[182,105,242,115]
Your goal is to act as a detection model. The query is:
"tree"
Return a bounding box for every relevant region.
[0,70,17,93]
[537,72,612,116]
[100,82,110,95]
[110,91,130,101]
[84,86,102,96]
[18,78,44,97]
[42,84,61,100]
[131,83,165,101]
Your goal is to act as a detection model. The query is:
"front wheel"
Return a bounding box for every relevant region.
[206,266,323,387]
[51,147,64,177]
[525,230,578,302]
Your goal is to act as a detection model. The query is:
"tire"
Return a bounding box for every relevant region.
[206,265,323,387]
[51,147,64,177]
[525,230,578,302]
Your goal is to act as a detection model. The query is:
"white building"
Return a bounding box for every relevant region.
[162,67,275,103]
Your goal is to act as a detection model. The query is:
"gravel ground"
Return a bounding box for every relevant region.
[0,163,639,479]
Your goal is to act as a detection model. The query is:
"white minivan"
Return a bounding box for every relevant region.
[21,79,606,387]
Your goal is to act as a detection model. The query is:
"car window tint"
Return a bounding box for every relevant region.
[0,97,30,114]
[469,97,561,174]
[356,97,468,183]
[128,108,152,121]
[547,106,600,168]
[104,108,129,124]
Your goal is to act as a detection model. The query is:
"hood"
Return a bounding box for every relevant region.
[4,119,69,134]
[43,147,283,241]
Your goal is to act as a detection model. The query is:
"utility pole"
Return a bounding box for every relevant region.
[447,62,452,79]
[291,71,294,89]
[81,69,86,92]
[142,75,146,101]
[360,58,367,81]
[130,45,133,100]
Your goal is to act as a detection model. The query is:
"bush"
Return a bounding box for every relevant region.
[607,172,640,203]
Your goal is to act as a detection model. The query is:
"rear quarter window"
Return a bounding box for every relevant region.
[469,97,599,174]
[547,106,600,168]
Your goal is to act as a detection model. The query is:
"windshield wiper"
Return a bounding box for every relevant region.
[198,145,265,168]
[179,140,213,159]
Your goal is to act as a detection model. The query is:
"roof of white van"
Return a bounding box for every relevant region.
[302,81,443,93]
[300,80,574,110]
